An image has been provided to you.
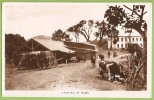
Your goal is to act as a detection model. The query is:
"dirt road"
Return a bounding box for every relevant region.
[5,60,126,91]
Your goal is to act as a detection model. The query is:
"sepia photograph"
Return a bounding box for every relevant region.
[2,2,152,98]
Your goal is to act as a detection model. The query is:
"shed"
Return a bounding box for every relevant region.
[64,41,98,59]
[14,38,75,64]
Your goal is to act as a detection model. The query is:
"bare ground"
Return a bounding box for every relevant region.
[5,57,127,91]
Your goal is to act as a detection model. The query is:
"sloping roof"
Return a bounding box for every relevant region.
[82,42,97,47]
[64,41,97,47]
[33,38,75,53]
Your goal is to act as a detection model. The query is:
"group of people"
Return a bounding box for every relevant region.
[90,51,118,68]
[90,54,104,68]
[107,51,118,58]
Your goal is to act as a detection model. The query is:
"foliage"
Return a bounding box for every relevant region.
[80,20,94,42]
[67,24,80,42]
[105,5,147,90]
[94,20,107,41]
[106,24,119,49]
[68,20,94,42]
[104,5,147,38]
[126,56,145,91]
[104,5,127,26]
[5,34,27,59]
[124,5,147,34]
[51,29,71,41]
[94,20,119,50]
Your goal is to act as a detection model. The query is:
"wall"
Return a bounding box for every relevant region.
[107,36,143,49]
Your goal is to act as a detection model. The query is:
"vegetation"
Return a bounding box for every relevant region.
[67,20,94,42]
[5,34,27,59]
[67,24,80,42]
[94,20,107,41]
[104,5,147,90]
[51,29,71,41]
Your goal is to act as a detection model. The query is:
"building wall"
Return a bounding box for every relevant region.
[108,36,143,49]
[117,36,143,49]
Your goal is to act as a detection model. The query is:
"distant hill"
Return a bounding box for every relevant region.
[32,35,52,40]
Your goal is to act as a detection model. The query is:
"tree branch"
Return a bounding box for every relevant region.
[81,28,89,38]
[81,31,88,41]
[143,11,147,15]
[123,5,141,17]
[140,5,145,22]
[74,34,78,42]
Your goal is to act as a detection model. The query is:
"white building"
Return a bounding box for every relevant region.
[107,29,143,49]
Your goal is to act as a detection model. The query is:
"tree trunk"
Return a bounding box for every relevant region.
[142,31,147,86]
[75,38,78,42]
[110,36,112,50]
[86,36,90,42]
[87,39,90,42]
[77,35,79,42]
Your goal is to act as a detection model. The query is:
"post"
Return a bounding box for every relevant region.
[32,40,34,51]
[65,54,68,64]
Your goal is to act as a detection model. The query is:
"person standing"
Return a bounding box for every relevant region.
[91,55,96,68]
[107,50,111,58]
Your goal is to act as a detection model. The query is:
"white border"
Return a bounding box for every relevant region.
[2,2,152,98]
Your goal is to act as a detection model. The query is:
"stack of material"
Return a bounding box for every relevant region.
[17,51,55,69]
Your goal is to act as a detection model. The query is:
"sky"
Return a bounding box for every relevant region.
[2,3,152,42]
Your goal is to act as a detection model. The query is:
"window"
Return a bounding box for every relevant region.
[136,38,138,41]
[117,37,119,41]
[121,38,123,42]
[132,38,134,41]
[117,44,119,48]
[125,38,127,42]
[140,38,142,41]
[121,44,123,48]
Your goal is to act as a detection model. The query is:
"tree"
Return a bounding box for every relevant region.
[95,20,119,50]
[5,34,27,59]
[79,20,94,42]
[124,5,147,85]
[51,29,71,41]
[95,20,107,41]
[106,24,119,50]
[67,20,94,42]
[67,25,80,42]
[104,5,127,26]
[105,5,147,88]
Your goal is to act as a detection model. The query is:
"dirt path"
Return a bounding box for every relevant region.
[5,60,126,91]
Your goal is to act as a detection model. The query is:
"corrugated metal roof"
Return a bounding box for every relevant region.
[33,38,75,53]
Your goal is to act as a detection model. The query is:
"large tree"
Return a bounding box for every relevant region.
[105,5,148,87]
[95,20,119,50]
[68,20,94,42]
[67,24,80,42]
[106,24,119,50]
[51,29,71,41]
[79,20,94,42]
[5,34,27,59]
[95,20,107,41]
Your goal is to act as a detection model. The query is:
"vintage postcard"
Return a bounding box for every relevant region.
[2,2,152,98]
